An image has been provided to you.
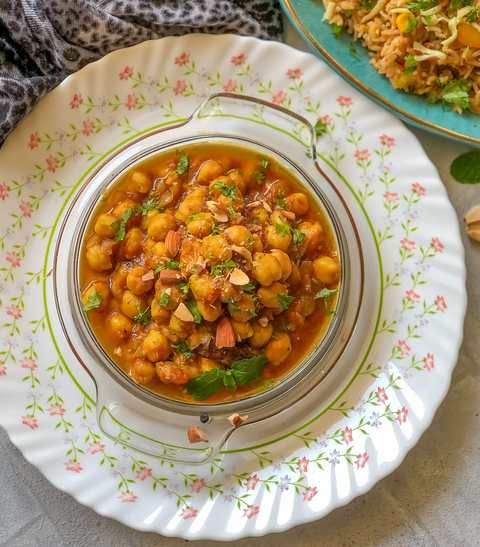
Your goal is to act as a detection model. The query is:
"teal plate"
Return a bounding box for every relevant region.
[281,0,480,146]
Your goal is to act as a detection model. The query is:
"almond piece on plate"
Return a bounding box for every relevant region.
[231,245,252,263]
[206,200,229,223]
[141,270,155,282]
[165,230,182,257]
[215,317,236,348]
[174,302,194,322]
[187,426,208,443]
[159,269,183,284]
[229,267,250,286]
[228,413,248,428]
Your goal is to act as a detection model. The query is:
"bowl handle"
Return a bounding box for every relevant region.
[190,92,317,160]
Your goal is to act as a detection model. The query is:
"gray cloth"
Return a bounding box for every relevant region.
[0,0,282,145]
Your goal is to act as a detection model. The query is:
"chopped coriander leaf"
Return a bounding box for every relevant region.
[277,293,294,310]
[210,259,237,276]
[211,224,222,235]
[331,23,343,37]
[137,198,158,215]
[441,79,471,111]
[241,282,257,292]
[212,179,237,199]
[259,158,269,170]
[275,222,291,236]
[275,195,287,208]
[155,259,180,273]
[158,290,170,307]
[292,228,306,245]
[467,6,480,21]
[177,282,189,295]
[405,17,418,33]
[112,207,134,241]
[253,157,269,183]
[315,287,338,299]
[227,301,240,314]
[176,152,189,175]
[83,291,102,312]
[133,306,151,326]
[404,55,417,75]
[186,300,202,324]
[173,340,193,358]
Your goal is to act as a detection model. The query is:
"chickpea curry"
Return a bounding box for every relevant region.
[79,144,340,403]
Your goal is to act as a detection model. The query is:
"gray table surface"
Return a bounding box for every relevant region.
[1,25,479,547]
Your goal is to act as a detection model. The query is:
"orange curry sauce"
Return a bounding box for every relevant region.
[79,143,340,403]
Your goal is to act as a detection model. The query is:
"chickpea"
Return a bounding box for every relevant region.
[202,235,232,262]
[94,213,117,238]
[270,249,292,281]
[249,206,269,225]
[151,241,167,257]
[130,358,155,385]
[179,239,203,275]
[286,192,309,216]
[169,314,193,339]
[141,210,159,230]
[266,223,292,252]
[151,298,171,323]
[81,280,110,311]
[86,244,112,272]
[249,321,273,348]
[228,169,247,194]
[147,212,176,241]
[231,320,253,341]
[175,187,206,223]
[196,159,224,185]
[155,282,183,311]
[197,300,222,322]
[265,333,292,366]
[121,290,143,318]
[113,199,137,219]
[252,252,283,287]
[252,234,263,253]
[298,221,323,253]
[270,210,286,226]
[257,281,288,309]
[198,357,219,373]
[142,330,170,362]
[220,280,237,303]
[107,311,132,339]
[127,171,152,194]
[156,362,190,385]
[126,266,154,296]
[224,225,253,248]
[122,227,144,259]
[190,274,218,303]
[228,294,256,322]
[186,212,214,238]
[313,256,340,285]
[110,265,128,298]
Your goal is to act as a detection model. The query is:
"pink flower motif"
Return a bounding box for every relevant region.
[337,95,352,106]
[411,182,426,196]
[181,506,198,519]
[82,119,94,136]
[355,452,369,469]
[88,442,105,455]
[396,405,409,424]
[70,93,83,109]
[423,352,435,371]
[21,415,38,429]
[174,52,190,66]
[435,295,447,312]
[298,456,310,473]
[28,132,40,150]
[223,79,237,92]
[355,148,370,161]
[47,404,65,416]
[125,93,137,110]
[136,467,152,481]
[5,252,21,268]
[320,114,333,125]
[376,386,388,403]
[20,358,37,370]
[396,339,411,357]
[405,289,420,302]
[383,191,399,202]
[0,365,6,376]
[46,155,58,173]
[173,80,187,96]
[65,459,82,473]
[243,504,260,519]
[400,238,416,251]
[342,426,353,444]
[230,53,246,66]
[191,478,206,493]
[379,134,395,148]
[246,474,259,490]
[119,492,138,503]
[118,65,134,80]
[302,486,318,501]
[431,237,444,252]
[19,200,32,218]
[0,182,9,200]
[6,305,22,319]
[286,67,302,79]
[271,90,287,105]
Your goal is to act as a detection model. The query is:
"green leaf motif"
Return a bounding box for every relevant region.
[450,150,480,184]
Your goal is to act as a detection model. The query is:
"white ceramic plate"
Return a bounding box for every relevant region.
[0,34,466,540]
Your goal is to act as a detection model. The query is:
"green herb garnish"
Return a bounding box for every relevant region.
[137,198,158,216]
[404,17,418,33]
[83,291,102,312]
[292,228,306,245]
[253,158,269,183]
[133,306,151,326]
[275,222,291,237]
[177,281,189,295]
[210,259,237,276]
[241,282,257,292]
[404,55,417,75]
[450,151,480,184]
[277,293,294,310]
[467,6,480,22]
[112,207,134,241]
[331,23,343,37]
[441,79,471,111]
[186,355,268,400]
[176,152,189,175]
[155,259,180,273]
[212,179,237,199]
[173,340,193,358]
[158,290,170,307]
[408,0,437,12]
[186,299,202,324]
[315,287,339,299]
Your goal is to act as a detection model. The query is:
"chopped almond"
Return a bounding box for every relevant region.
[206,200,229,223]
[215,317,236,348]
[165,230,182,257]
[187,426,208,443]
[229,267,250,286]
[174,302,194,322]
[281,210,296,221]
[228,413,248,428]
[159,269,183,284]
[141,270,155,282]
[231,245,252,264]
[258,316,269,327]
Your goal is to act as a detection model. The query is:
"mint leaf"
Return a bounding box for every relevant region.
[187,368,224,400]
[315,287,339,299]
[176,152,189,175]
[442,79,471,111]
[186,299,202,324]
[450,151,480,184]
[231,355,268,386]
[83,291,102,312]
